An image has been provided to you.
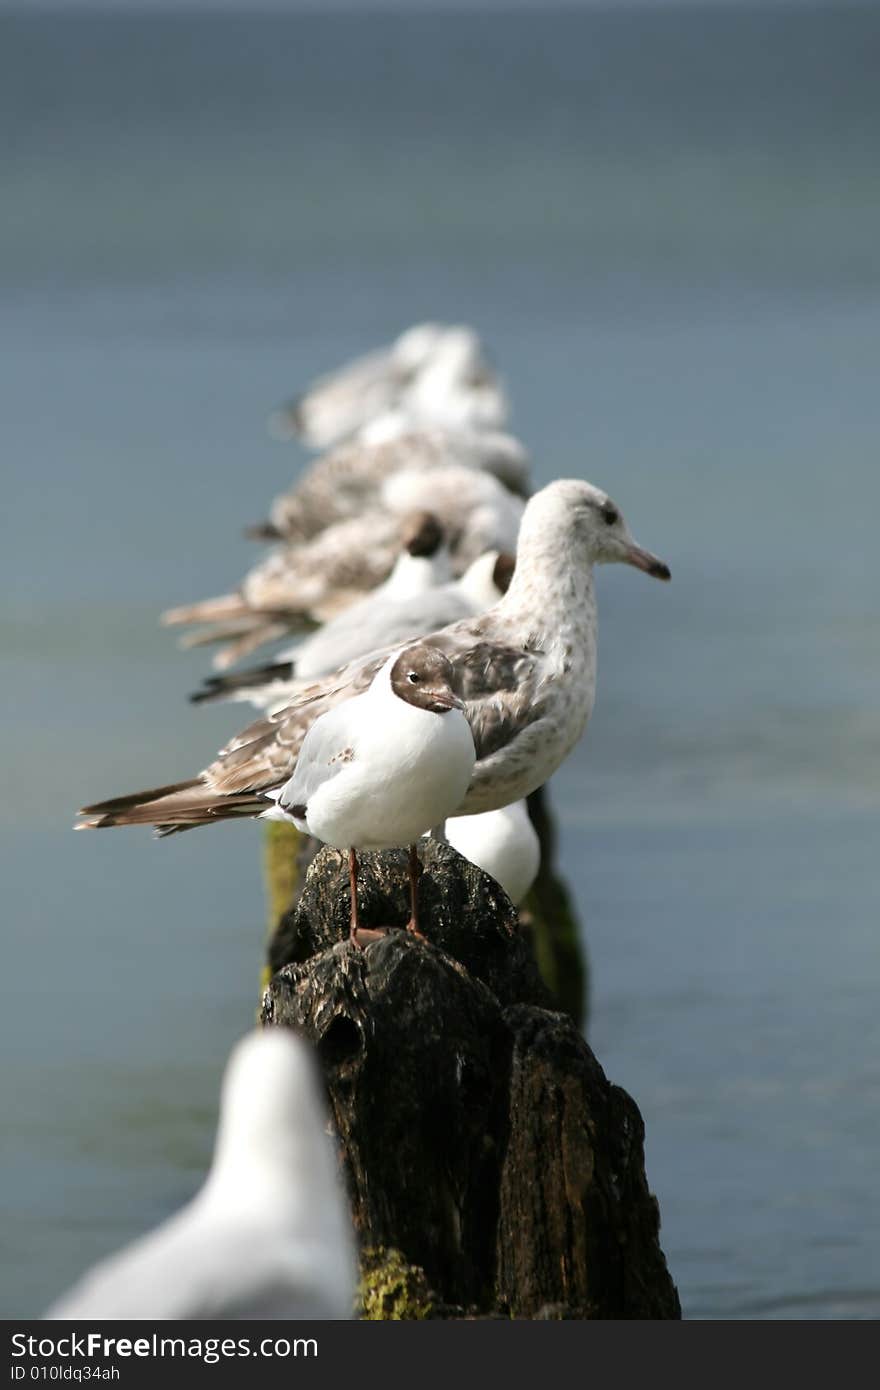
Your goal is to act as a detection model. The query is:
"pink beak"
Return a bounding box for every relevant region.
[624,543,671,581]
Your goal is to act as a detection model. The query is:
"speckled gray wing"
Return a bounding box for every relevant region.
[204,665,382,798]
[242,512,403,616]
[74,668,379,831]
[77,622,545,832]
[424,631,544,761]
[160,512,405,666]
[265,433,448,541]
[275,701,362,818]
[278,345,404,451]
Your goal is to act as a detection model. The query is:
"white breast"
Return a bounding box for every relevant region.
[306,698,476,852]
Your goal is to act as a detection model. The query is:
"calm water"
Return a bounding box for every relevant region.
[2,7,880,1319]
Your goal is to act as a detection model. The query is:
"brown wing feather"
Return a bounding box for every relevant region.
[76,781,265,830]
[204,663,383,797]
[76,611,543,832]
[424,633,543,760]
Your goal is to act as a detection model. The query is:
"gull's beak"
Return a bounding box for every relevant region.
[430,690,465,713]
[623,542,671,582]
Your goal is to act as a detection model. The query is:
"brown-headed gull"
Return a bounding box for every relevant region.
[76,479,669,834]
[444,800,541,906]
[264,645,476,944]
[189,548,514,710]
[162,465,523,668]
[269,323,508,449]
[44,1030,356,1320]
[161,506,452,671]
[249,427,530,544]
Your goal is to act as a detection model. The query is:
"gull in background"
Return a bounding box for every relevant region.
[189,546,514,711]
[444,800,541,907]
[45,1030,356,1321]
[162,465,524,669]
[77,480,670,834]
[269,322,509,450]
[248,426,530,544]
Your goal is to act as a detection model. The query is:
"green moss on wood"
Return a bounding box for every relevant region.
[263,820,304,930]
[357,1248,440,1320]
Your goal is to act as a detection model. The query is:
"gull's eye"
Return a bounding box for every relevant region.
[408,671,421,684]
[601,503,619,526]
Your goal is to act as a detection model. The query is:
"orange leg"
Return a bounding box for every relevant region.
[405,844,427,939]
[348,846,389,949]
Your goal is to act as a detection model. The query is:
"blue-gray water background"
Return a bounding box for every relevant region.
[3,5,879,1319]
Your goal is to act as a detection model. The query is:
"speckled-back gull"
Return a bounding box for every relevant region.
[162,465,524,668]
[249,427,530,544]
[77,479,669,833]
[162,507,450,673]
[269,323,508,450]
[44,1030,356,1320]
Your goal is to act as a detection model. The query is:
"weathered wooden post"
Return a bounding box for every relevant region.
[260,839,680,1319]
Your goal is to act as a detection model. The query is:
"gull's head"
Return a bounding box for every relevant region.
[399,509,445,558]
[388,644,464,714]
[391,322,448,373]
[518,479,670,581]
[211,1028,331,1181]
[406,327,508,433]
[208,1028,357,1317]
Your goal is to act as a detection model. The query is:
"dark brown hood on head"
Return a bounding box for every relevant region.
[390,645,463,714]
[400,511,445,558]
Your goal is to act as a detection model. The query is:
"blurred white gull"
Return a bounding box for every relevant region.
[189,548,514,710]
[248,426,529,545]
[162,466,524,669]
[444,800,541,906]
[269,323,509,450]
[45,1030,356,1321]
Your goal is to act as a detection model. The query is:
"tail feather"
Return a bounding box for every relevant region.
[211,622,292,672]
[75,779,266,831]
[78,778,200,818]
[189,660,296,705]
[153,799,263,836]
[160,593,250,628]
[177,617,268,651]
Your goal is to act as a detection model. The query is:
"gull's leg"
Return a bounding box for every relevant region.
[405,844,427,939]
[348,846,388,949]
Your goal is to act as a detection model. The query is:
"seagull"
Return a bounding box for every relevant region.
[44,1030,356,1320]
[162,465,524,668]
[76,479,670,835]
[443,800,541,907]
[262,645,476,945]
[160,508,449,674]
[269,323,508,450]
[248,427,530,544]
[189,548,514,711]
